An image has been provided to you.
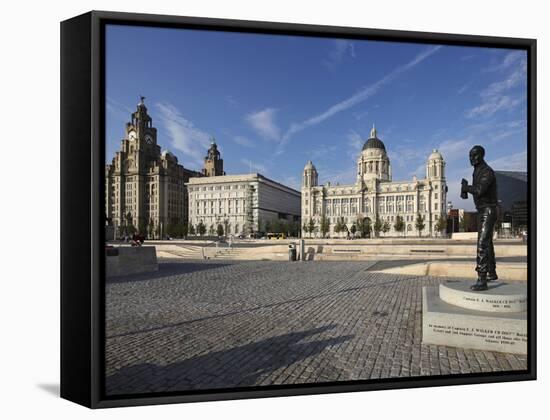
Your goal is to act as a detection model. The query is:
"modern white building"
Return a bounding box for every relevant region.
[302,126,447,238]
[187,173,301,236]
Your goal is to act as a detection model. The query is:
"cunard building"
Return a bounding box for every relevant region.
[105,97,202,237]
[302,126,448,237]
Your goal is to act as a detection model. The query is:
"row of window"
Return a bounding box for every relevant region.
[189,184,248,192]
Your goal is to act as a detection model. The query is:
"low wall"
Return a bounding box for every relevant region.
[373,261,527,281]
[106,246,158,277]
[316,243,525,258]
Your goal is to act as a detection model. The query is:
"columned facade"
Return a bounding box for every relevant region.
[301,126,447,238]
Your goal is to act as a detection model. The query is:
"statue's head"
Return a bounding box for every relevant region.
[469,145,485,167]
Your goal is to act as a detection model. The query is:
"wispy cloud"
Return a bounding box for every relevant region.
[323,40,356,70]
[225,95,238,108]
[278,175,301,191]
[245,108,281,142]
[352,109,369,120]
[240,158,268,174]
[310,144,340,159]
[106,97,133,123]
[483,50,524,72]
[457,82,470,94]
[233,135,255,148]
[280,45,441,150]
[155,102,211,168]
[488,150,527,171]
[466,52,526,118]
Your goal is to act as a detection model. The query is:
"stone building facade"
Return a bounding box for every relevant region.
[105,97,202,237]
[202,139,225,177]
[302,126,447,238]
[187,173,301,236]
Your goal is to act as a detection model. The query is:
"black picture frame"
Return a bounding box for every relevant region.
[60,10,537,409]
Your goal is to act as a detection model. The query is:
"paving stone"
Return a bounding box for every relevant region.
[105,260,528,395]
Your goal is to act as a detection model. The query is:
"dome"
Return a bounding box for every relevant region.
[428,149,443,160]
[362,125,386,151]
[304,160,316,171]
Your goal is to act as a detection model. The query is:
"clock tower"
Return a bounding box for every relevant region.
[105,96,203,239]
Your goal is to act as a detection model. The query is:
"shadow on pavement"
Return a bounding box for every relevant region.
[106,262,233,284]
[106,325,353,395]
[106,275,407,339]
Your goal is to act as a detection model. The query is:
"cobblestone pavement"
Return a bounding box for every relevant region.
[105,260,527,395]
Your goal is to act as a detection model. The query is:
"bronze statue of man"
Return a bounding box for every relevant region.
[461,145,499,291]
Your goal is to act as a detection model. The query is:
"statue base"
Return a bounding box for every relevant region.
[422,280,527,355]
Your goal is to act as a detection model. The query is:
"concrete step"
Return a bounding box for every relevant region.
[371,261,526,281]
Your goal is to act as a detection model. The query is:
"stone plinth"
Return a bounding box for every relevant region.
[106,246,158,277]
[422,283,527,355]
[439,281,527,313]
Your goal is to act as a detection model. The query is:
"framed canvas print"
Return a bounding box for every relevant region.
[60,10,536,408]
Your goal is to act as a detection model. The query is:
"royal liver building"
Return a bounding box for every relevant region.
[302,126,447,237]
[105,97,202,237]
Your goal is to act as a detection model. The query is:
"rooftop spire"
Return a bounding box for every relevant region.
[370,123,377,139]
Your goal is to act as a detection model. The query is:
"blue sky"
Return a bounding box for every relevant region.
[106,24,527,210]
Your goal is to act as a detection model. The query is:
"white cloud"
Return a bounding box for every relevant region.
[347,130,363,151]
[457,83,470,94]
[310,144,340,159]
[323,40,356,70]
[278,175,301,191]
[488,150,527,171]
[245,108,281,142]
[106,97,133,123]
[483,50,525,72]
[155,102,211,168]
[233,135,255,148]
[466,53,526,118]
[240,158,268,174]
[282,45,441,144]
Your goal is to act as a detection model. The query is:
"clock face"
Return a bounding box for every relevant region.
[128,130,137,141]
[145,134,154,144]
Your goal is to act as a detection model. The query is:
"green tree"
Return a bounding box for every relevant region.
[147,219,155,239]
[223,219,229,236]
[415,213,426,237]
[197,221,206,236]
[350,223,357,238]
[435,215,447,237]
[289,220,300,238]
[320,216,330,238]
[373,216,382,238]
[307,218,316,238]
[124,212,136,236]
[217,224,224,237]
[302,222,309,237]
[382,220,390,235]
[117,225,126,239]
[394,215,405,236]
[357,217,371,238]
[208,224,215,236]
[138,219,148,236]
[188,223,195,236]
[333,218,342,237]
[180,223,188,238]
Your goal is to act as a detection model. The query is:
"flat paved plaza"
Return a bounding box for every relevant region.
[105,260,527,395]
